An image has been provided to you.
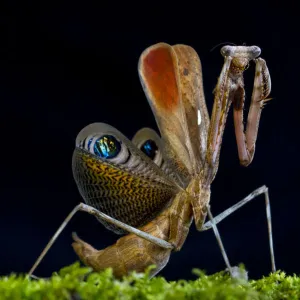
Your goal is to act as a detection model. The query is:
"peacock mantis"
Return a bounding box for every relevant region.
[29,43,275,278]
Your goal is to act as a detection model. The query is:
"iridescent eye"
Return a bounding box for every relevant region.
[94,135,121,159]
[140,139,158,160]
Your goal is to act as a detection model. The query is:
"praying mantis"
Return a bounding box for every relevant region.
[29,43,275,278]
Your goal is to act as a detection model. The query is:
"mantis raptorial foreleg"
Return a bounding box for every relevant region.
[233,58,271,166]
[201,185,276,272]
[28,203,174,276]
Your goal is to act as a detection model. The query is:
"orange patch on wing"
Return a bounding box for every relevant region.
[141,46,179,111]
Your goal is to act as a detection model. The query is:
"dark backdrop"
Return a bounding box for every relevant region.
[1,1,299,281]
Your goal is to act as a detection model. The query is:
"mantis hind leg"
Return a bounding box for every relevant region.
[28,203,174,277]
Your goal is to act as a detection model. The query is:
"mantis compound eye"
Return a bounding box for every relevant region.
[93,135,121,159]
[221,45,261,60]
[140,139,158,160]
[220,45,234,57]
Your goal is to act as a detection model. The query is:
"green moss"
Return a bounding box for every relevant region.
[0,262,299,300]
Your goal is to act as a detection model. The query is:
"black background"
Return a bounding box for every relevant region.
[1,1,299,281]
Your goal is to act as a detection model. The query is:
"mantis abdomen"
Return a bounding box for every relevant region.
[72,191,194,278]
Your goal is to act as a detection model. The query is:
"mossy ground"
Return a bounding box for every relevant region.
[0,262,299,299]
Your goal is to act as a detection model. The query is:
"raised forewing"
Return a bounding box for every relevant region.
[138,43,209,182]
[172,45,210,170]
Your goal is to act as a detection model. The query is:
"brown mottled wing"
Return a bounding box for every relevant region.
[173,45,210,170]
[138,43,209,183]
[72,123,179,235]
